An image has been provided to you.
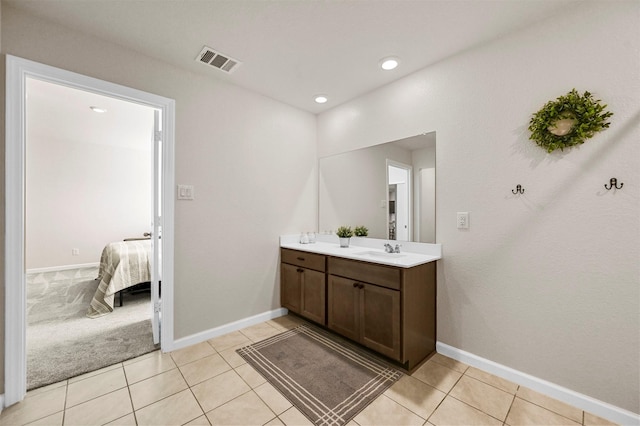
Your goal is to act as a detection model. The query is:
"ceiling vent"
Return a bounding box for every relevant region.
[196,46,241,74]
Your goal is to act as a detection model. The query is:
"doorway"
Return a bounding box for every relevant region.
[24,77,157,389]
[387,161,412,241]
[5,55,176,406]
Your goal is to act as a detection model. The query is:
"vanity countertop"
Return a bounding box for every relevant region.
[280,235,441,268]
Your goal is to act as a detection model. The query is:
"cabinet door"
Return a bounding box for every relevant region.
[281,263,302,314]
[327,275,359,341]
[300,268,326,324]
[360,283,401,360]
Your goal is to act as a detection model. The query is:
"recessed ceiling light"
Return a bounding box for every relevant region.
[314,95,328,104]
[90,106,107,113]
[380,57,400,70]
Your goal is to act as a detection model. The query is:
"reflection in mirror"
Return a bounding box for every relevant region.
[319,132,436,243]
[387,160,412,241]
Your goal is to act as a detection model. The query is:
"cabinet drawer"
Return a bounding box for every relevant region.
[281,248,326,272]
[328,257,400,290]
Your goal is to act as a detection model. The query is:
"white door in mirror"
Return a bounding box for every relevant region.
[457,212,469,229]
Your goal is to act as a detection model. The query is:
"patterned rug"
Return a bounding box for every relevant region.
[237,324,403,426]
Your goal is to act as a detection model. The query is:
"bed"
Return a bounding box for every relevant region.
[87,239,152,318]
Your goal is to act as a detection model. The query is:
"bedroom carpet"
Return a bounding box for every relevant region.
[236,324,403,426]
[27,267,158,390]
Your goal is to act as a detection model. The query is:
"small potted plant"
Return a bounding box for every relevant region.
[336,226,354,248]
[354,225,368,237]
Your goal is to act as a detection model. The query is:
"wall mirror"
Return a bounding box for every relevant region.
[319,132,436,243]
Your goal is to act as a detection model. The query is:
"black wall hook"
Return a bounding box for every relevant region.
[604,178,623,190]
[512,184,525,195]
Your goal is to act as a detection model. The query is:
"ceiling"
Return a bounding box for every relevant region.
[8,0,577,114]
[27,78,153,150]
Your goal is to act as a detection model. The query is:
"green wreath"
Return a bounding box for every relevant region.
[528,89,613,153]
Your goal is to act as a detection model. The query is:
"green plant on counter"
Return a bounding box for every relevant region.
[336,226,354,238]
[528,89,613,153]
[354,225,369,237]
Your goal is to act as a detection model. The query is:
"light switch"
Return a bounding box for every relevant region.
[457,212,469,229]
[177,184,194,200]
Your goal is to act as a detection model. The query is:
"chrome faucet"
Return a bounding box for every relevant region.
[384,243,401,253]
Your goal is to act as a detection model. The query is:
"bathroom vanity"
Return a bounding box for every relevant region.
[280,235,441,371]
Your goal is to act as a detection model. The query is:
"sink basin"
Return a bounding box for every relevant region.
[353,250,406,259]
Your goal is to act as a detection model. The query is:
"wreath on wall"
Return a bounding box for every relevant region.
[528,89,613,153]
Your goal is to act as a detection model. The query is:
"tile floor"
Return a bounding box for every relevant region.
[0,315,617,426]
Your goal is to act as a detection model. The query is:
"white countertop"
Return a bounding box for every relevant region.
[280,234,441,268]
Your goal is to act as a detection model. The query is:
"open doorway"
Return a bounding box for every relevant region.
[24,78,157,389]
[387,161,412,241]
[5,55,175,406]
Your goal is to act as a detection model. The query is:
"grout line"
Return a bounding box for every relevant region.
[502,388,519,425]
[515,396,584,425]
[463,367,519,395]
[461,373,517,397]
[61,380,68,425]
[123,364,137,425]
[424,366,465,423]
[175,356,210,422]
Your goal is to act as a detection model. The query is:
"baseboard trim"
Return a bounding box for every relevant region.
[436,342,639,426]
[170,308,288,352]
[26,263,99,274]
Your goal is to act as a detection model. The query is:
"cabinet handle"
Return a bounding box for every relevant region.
[297,268,304,273]
[359,284,365,289]
[297,257,305,261]
[353,282,359,288]
[353,282,365,289]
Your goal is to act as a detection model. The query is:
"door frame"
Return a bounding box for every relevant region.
[4,55,176,406]
[386,160,413,241]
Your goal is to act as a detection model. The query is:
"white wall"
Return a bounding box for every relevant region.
[318,1,639,414]
[26,79,153,270]
[2,4,317,342]
[412,145,436,242]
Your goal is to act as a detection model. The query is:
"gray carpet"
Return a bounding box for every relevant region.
[27,267,158,390]
[237,324,403,426]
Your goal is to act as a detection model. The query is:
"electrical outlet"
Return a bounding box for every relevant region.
[457,212,469,229]
[72,248,80,256]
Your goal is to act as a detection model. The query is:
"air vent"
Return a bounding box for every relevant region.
[196,46,242,74]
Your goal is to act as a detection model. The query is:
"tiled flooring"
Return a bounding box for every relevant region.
[1,315,617,426]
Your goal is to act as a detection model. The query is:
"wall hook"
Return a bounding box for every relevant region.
[604,178,623,190]
[512,184,525,195]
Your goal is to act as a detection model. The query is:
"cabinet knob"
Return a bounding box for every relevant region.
[353,282,359,288]
[296,268,304,273]
[296,257,305,261]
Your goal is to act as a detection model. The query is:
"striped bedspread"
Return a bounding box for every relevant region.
[87,239,152,318]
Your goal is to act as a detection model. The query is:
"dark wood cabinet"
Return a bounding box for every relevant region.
[328,256,435,370]
[280,247,436,371]
[280,249,326,324]
[327,275,360,341]
[328,274,401,360]
[360,282,401,360]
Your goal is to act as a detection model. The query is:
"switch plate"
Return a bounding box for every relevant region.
[177,184,194,200]
[457,212,469,229]
[72,248,80,256]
